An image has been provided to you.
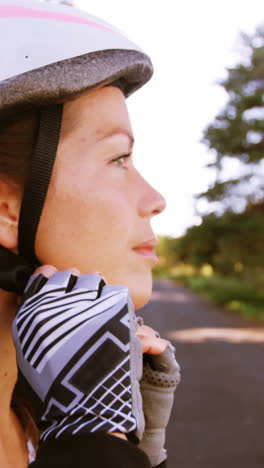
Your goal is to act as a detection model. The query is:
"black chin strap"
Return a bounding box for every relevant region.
[0,247,35,295]
[18,104,63,263]
[0,104,63,295]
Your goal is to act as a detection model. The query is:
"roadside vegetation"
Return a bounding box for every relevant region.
[155,26,264,321]
[153,257,264,320]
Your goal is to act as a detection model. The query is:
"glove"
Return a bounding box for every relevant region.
[137,319,181,467]
[12,271,145,443]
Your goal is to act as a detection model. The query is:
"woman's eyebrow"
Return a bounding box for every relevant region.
[96,128,134,147]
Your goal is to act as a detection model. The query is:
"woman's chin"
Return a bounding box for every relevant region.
[133,295,150,310]
[129,279,153,310]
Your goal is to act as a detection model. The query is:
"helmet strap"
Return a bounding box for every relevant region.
[18,104,63,266]
[0,246,34,295]
[0,104,63,294]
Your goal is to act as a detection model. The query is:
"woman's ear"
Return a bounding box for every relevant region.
[0,181,21,251]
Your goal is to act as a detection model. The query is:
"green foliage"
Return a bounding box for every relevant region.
[153,236,181,278]
[174,275,264,320]
[156,235,180,265]
[178,275,259,303]
[200,25,264,208]
[175,276,264,320]
[154,203,264,320]
[175,202,264,278]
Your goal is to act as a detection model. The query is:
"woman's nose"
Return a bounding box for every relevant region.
[138,176,166,218]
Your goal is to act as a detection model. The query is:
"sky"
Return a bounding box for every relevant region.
[76,0,264,238]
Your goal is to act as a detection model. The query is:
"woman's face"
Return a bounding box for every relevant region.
[35,86,166,309]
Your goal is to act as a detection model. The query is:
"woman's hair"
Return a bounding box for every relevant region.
[11,379,39,449]
[0,110,40,186]
[0,110,40,447]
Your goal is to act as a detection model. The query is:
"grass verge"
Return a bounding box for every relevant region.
[156,272,264,321]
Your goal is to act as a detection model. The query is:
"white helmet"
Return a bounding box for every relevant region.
[0,0,153,293]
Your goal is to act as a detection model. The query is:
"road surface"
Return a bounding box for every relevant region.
[139,280,264,468]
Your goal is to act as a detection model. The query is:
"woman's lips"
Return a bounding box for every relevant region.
[132,240,158,262]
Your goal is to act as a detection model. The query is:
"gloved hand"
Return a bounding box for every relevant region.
[137,319,181,467]
[12,270,145,443]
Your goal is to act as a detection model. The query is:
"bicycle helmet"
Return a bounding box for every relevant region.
[0,0,153,294]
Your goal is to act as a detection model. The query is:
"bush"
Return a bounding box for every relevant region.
[173,274,264,320]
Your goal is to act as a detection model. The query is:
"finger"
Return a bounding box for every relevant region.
[41,269,80,292]
[87,271,107,284]
[65,267,80,276]
[22,274,48,300]
[72,272,106,297]
[19,267,80,305]
[34,265,58,278]
[138,335,169,355]
[27,266,78,293]
[22,265,58,298]
[136,325,160,339]
[76,271,106,283]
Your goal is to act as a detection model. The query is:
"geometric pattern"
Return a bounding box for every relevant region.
[13,272,137,440]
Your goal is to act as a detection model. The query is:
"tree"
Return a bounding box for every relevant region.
[176,202,264,279]
[173,26,264,285]
[198,25,264,213]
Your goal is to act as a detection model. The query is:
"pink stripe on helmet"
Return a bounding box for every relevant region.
[0,4,113,32]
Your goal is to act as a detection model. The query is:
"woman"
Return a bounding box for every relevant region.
[0,1,180,467]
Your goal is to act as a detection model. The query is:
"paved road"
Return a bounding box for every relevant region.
[139,280,264,468]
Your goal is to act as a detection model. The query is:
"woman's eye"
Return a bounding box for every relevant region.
[112,154,130,168]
